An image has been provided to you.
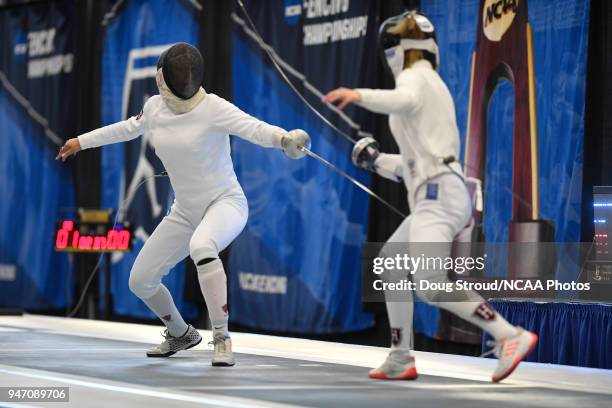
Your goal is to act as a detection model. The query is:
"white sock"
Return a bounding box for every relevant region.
[386,301,413,352]
[142,285,189,337]
[196,258,229,338]
[384,270,414,352]
[436,301,518,340]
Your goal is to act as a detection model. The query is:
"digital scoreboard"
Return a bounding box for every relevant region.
[54,210,132,253]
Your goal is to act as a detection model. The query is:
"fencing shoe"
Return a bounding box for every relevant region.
[146,325,202,357]
[210,333,235,367]
[368,350,418,380]
[485,327,538,382]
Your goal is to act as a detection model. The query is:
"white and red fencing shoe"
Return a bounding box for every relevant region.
[368,350,418,380]
[484,327,538,383]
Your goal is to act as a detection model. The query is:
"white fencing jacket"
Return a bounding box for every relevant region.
[356,60,462,206]
[78,93,284,216]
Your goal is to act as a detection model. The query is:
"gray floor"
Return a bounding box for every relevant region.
[0,325,608,408]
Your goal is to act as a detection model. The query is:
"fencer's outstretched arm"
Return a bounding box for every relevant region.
[56,112,146,161]
[374,153,404,182]
[322,73,423,114]
[77,114,145,150]
[212,97,284,148]
[355,74,423,115]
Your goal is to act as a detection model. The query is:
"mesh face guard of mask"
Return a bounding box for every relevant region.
[379,10,439,79]
[157,43,204,100]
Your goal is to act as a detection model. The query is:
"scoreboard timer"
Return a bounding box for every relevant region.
[54,209,133,253]
[54,209,132,319]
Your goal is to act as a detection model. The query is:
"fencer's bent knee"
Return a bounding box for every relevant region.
[189,236,218,263]
[128,269,159,299]
[413,281,444,303]
[127,273,138,295]
[128,254,162,299]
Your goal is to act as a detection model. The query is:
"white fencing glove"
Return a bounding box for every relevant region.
[281,129,311,159]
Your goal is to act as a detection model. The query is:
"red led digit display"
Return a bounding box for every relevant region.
[54,220,132,252]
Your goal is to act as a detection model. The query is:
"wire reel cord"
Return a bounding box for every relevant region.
[235,0,411,219]
[66,173,168,318]
[236,0,359,145]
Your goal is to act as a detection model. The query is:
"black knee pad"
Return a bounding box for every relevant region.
[196,257,217,266]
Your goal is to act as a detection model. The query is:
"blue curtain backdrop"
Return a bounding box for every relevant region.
[229,0,377,333]
[413,0,590,337]
[100,0,199,319]
[485,300,612,369]
[0,1,76,310]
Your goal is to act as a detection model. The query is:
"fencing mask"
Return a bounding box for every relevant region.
[157,43,204,100]
[379,10,439,79]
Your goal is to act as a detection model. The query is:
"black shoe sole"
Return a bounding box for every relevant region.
[146,336,202,358]
[212,361,235,367]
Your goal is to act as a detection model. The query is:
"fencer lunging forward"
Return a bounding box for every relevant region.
[57,43,310,366]
[323,12,537,382]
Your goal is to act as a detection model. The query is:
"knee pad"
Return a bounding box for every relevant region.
[196,257,223,275]
[189,238,218,264]
[197,257,216,266]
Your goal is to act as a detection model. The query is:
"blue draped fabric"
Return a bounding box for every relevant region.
[0,2,76,310]
[229,0,377,333]
[484,300,612,369]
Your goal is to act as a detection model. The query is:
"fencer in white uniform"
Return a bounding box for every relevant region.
[323,11,537,382]
[57,43,310,366]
